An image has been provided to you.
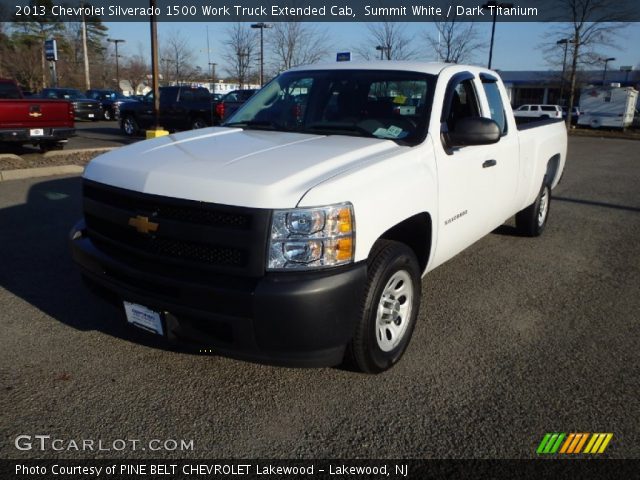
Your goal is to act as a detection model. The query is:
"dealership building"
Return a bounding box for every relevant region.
[498,69,640,107]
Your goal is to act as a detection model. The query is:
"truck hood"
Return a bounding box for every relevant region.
[84,127,401,208]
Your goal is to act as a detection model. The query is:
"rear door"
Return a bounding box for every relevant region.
[478,74,520,222]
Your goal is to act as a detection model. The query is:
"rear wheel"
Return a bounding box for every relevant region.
[516,180,551,236]
[121,116,139,136]
[347,240,421,374]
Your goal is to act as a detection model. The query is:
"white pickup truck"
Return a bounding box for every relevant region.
[70,62,567,373]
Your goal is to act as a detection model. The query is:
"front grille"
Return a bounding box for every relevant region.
[83,180,271,277]
[86,214,246,266]
[84,183,250,228]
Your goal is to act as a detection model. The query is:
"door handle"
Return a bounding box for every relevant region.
[482,159,497,168]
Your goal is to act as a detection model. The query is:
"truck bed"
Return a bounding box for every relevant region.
[515,116,565,130]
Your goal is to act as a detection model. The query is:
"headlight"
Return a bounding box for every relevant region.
[268,203,354,270]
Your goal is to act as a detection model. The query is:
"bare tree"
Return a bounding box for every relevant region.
[542,0,630,125]
[223,23,257,88]
[122,53,149,95]
[269,22,331,74]
[424,19,484,64]
[355,22,417,61]
[0,33,42,90]
[161,29,197,84]
[11,0,65,88]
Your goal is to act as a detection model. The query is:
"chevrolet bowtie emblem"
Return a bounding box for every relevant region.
[29,112,43,117]
[128,215,159,234]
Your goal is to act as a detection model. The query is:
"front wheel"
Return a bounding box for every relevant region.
[515,180,551,236]
[191,117,208,130]
[103,108,114,121]
[347,240,421,374]
[121,116,139,136]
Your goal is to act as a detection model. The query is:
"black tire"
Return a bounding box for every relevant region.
[121,115,139,136]
[347,240,421,374]
[191,117,208,130]
[103,108,114,121]
[515,179,551,237]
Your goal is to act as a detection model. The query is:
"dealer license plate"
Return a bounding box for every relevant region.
[88,113,95,118]
[30,129,44,136]
[124,302,164,335]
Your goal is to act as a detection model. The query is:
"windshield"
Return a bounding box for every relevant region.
[224,70,436,146]
[44,89,85,100]
[0,82,21,99]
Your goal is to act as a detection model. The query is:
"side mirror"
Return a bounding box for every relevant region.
[445,117,501,148]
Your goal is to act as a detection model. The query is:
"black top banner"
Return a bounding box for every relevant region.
[2,0,640,22]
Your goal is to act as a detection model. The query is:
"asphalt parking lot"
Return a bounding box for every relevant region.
[0,136,638,460]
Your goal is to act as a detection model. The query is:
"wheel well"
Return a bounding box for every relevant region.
[546,154,561,186]
[378,212,432,272]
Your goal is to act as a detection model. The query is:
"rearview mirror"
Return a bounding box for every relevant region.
[445,117,501,148]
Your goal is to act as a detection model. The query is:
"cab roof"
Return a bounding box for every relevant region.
[287,61,496,78]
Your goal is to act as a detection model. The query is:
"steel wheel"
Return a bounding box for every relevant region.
[537,185,550,227]
[347,240,421,373]
[516,180,551,237]
[375,270,414,352]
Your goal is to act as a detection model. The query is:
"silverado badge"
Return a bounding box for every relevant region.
[128,215,159,234]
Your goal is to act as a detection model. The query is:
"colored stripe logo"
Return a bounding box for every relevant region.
[537,433,613,454]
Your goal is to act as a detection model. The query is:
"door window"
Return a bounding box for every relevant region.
[445,78,480,132]
[481,79,507,134]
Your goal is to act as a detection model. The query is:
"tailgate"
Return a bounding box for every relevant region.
[0,100,73,128]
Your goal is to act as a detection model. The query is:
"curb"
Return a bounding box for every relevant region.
[43,147,115,158]
[0,165,84,182]
[0,154,23,161]
[0,147,114,182]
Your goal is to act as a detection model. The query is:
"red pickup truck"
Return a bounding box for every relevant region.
[0,79,75,152]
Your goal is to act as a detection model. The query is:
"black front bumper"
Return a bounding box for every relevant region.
[70,220,367,367]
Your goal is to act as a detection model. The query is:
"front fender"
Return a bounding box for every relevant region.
[297,136,438,267]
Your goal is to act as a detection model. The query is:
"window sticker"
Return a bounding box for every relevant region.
[373,125,408,139]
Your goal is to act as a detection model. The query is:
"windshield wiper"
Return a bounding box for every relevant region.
[305,122,370,136]
[224,120,279,130]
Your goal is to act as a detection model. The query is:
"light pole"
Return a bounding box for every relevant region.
[251,22,271,86]
[620,66,632,85]
[107,38,125,91]
[161,58,174,85]
[602,57,616,85]
[209,62,217,91]
[238,51,249,89]
[482,1,513,69]
[375,45,391,60]
[556,38,573,105]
